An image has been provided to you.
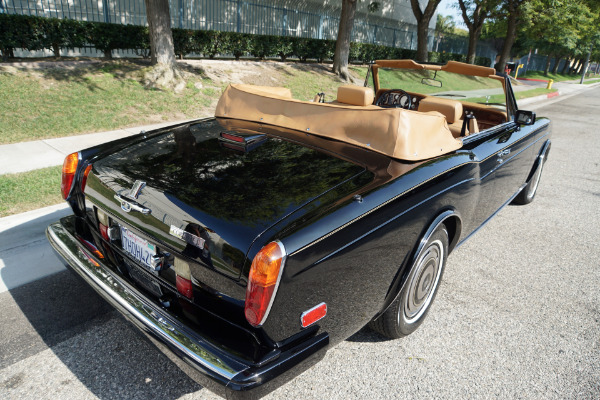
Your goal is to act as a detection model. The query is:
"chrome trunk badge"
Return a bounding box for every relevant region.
[128,180,146,199]
[169,225,206,250]
[115,181,151,214]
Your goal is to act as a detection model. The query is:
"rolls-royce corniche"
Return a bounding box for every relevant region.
[47,60,551,399]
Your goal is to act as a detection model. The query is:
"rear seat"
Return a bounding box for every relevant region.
[418,97,479,137]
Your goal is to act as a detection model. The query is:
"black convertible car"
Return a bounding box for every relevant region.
[47,60,550,399]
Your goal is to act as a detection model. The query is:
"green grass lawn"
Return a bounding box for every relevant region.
[0,61,359,145]
[0,61,214,145]
[582,78,600,85]
[464,88,557,104]
[0,166,63,217]
[351,66,502,94]
[519,70,600,83]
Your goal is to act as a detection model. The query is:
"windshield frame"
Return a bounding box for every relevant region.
[367,60,516,122]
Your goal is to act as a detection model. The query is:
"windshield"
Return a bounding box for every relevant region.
[373,68,506,110]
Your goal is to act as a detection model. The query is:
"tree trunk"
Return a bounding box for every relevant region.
[416,19,430,62]
[52,42,61,58]
[410,0,441,63]
[332,0,357,81]
[496,8,518,74]
[466,28,481,65]
[551,56,562,74]
[458,0,486,65]
[561,58,571,74]
[144,0,184,91]
[543,53,552,76]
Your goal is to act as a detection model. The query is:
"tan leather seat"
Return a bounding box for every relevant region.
[333,85,376,107]
[418,97,466,137]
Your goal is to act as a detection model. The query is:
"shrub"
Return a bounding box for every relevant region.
[292,37,311,62]
[0,13,494,67]
[250,35,277,59]
[172,28,197,59]
[226,32,252,60]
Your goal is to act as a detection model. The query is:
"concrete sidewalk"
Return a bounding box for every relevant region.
[1,79,599,176]
[0,119,196,175]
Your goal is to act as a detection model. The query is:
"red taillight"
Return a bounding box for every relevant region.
[176,275,194,299]
[301,302,327,328]
[244,241,285,327]
[99,223,110,241]
[61,152,79,199]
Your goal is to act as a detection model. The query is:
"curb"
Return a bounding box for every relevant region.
[517,77,549,82]
[517,90,561,107]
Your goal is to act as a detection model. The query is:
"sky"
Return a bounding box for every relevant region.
[437,0,467,28]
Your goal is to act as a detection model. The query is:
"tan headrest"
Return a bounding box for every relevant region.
[418,97,463,124]
[336,85,375,106]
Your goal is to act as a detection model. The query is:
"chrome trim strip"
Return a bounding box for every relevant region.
[46,220,247,381]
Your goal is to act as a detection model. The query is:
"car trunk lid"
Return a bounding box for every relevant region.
[83,119,367,284]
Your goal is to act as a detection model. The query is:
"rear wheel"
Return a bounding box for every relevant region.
[369,225,448,339]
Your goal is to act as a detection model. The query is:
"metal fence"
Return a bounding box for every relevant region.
[1,0,497,63]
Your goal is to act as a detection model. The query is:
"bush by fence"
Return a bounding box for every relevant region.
[0,13,491,67]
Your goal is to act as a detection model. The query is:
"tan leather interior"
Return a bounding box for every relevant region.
[417,97,466,137]
[418,97,462,123]
[215,84,462,161]
[336,85,375,106]
[469,118,479,134]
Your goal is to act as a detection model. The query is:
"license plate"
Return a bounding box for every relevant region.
[126,262,163,297]
[120,227,156,269]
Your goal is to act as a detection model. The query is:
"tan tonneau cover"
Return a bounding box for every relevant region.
[215,84,462,161]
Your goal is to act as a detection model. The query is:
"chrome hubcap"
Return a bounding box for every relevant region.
[403,240,444,323]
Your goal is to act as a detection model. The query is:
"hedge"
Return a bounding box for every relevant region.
[0,13,491,67]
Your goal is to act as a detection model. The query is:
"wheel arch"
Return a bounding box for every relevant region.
[373,209,462,320]
[526,139,552,182]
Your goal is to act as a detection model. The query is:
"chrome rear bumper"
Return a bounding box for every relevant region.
[47,216,328,399]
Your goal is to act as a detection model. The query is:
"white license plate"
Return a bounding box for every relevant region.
[120,227,156,268]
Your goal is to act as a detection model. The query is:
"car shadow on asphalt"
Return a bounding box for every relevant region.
[346,325,392,343]
[0,211,206,399]
[3,269,206,398]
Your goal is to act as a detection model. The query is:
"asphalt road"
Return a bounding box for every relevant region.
[1,87,599,399]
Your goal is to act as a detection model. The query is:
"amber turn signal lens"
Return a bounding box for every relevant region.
[61,152,79,199]
[244,242,285,327]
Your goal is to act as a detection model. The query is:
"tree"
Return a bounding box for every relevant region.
[409,0,442,62]
[332,0,358,80]
[332,1,380,80]
[143,0,185,91]
[496,0,528,73]
[458,0,500,64]
[434,14,456,52]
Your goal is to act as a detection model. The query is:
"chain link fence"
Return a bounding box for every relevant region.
[1,0,497,64]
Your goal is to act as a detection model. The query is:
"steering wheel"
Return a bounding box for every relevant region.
[375,89,412,109]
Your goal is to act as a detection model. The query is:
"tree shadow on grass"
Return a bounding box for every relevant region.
[27,59,208,93]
